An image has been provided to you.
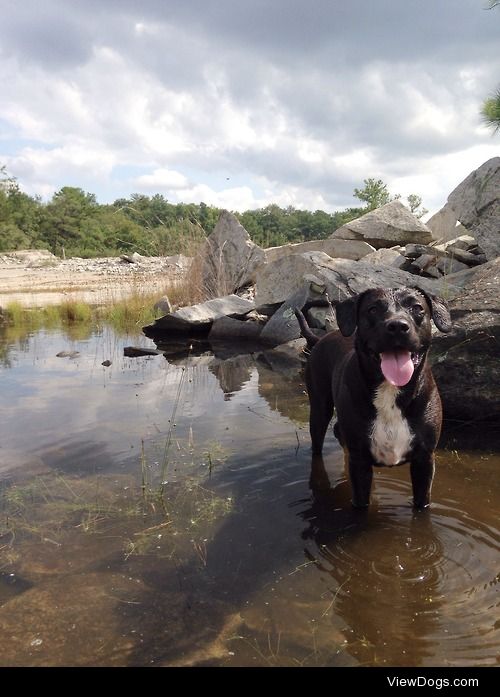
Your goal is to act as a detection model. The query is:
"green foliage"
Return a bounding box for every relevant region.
[481,86,500,134]
[354,178,392,210]
[237,204,338,247]
[0,164,429,256]
[406,194,428,219]
[354,177,428,218]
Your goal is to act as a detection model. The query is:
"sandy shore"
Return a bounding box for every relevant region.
[0,252,190,307]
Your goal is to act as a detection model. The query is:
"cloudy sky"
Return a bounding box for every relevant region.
[1,0,499,216]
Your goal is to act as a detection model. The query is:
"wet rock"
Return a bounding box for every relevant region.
[123,346,161,357]
[202,211,266,297]
[447,157,500,261]
[259,338,307,378]
[143,294,255,338]
[330,200,433,249]
[431,258,500,422]
[208,316,263,341]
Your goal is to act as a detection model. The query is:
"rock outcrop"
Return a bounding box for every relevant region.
[447,157,500,261]
[254,250,455,307]
[202,210,265,297]
[265,238,374,263]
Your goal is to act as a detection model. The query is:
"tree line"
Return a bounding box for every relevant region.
[0,168,426,257]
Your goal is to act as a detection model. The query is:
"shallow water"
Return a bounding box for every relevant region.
[0,324,498,667]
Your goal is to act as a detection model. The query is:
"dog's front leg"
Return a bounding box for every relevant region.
[347,451,373,509]
[410,452,435,509]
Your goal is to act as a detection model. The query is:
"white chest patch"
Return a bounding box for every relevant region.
[370,383,413,466]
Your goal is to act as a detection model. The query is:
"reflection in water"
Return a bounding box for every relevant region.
[0,325,498,667]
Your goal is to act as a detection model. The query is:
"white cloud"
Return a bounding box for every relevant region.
[134,168,190,191]
[0,0,499,214]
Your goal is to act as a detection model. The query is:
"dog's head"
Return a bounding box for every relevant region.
[335,287,451,387]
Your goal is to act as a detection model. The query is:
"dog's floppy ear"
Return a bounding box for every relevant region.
[417,288,452,333]
[335,295,359,337]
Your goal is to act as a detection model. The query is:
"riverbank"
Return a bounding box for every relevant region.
[0,251,191,308]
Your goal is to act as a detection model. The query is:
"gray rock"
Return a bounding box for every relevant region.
[330,201,433,248]
[425,206,469,242]
[255,250,458,307]
[447,157,500,260]
[431,258,500,421]
[362,248,408,268]
[444,248,486,266]
[411,254,438,273]
[259,281,329,345]
[307,304,337,330]
[436,257,469,275]
[143,294,255,337]
[422,265,442,279]
[153,295,173,315]
[437,235,477,253]
[265,238,374,263]
[202,210,266,297]
[405,243,447,260]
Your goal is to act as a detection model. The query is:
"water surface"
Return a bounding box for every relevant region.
[0,324,498,666]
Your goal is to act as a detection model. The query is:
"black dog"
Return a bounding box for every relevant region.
[295,287,452,509]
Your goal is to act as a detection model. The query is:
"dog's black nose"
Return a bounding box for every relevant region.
[387,319,410,334]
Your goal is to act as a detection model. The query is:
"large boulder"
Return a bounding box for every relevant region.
[202,211,265,297]
[143,294,255,337]
[330,200,433,249]
[447,157,500,261]
[255,250,458,307]
[431,258,500,421]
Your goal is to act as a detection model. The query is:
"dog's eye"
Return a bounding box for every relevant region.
[412,304,424,314]
[368,306,378,315]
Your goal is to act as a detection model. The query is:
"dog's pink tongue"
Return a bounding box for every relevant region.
[380,350,414,387]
